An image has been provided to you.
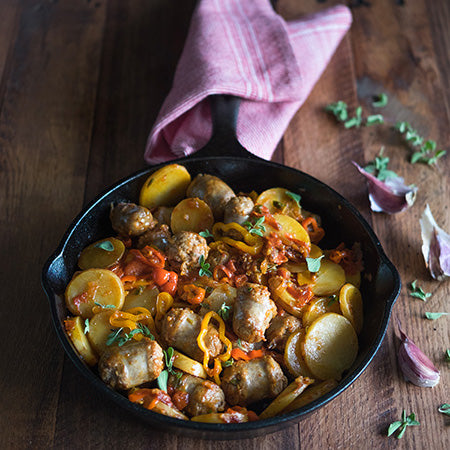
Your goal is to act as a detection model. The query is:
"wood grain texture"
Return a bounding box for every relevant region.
[0,0,448,449]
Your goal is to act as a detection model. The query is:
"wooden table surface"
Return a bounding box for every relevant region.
[0,0,448,448]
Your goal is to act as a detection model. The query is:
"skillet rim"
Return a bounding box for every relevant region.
[41,154,401,437]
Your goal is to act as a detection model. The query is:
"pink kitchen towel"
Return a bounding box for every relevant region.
[144,0,352,164]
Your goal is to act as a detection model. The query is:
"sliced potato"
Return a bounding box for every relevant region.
[268,277,304,319]
[170,197,214,234]
[139,164,191,209]
[267,214,310,246]
[282,379,338,413]
[302,297,341,328]
[172,350,207,378]
[65,269,125,318]
[284,329,313,377]
[123,285,159,316]
[303,313,358,380]
[150,399,189,420]
[64,316,98,366]
[310,259,346,296]
[256,188,302,218]
[78,237,125,270]
[339,283,363,334]
[191,411,248,423]
[259,376,314,419]
[87,310,115,355]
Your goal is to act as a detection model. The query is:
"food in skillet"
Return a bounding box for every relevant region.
[63,163,364,423]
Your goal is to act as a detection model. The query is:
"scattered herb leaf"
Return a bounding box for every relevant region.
[286,191,302,206]
[199,255,212,277]
[157,370,169,392]
[199,229,213,238]
[344,106,363,129]
[222,358,234,368]
[395,122,446,166]
[306,255,325,273]
[106,328,123,346]
[164,347,175,373]
[366,114,384,126]
[372,93,388,108]
[387,410,420,439]
[243,217,266,237]
[325,101,348,122]
[327,295,338,306]
[133,286,146,295]
[438,404,450,416]
[218,302,231,321]
[236,339,244,350]
[446,349,450,362]
[94,301,116,309]
[94,240,114,252]
[273,200,285,210]
[364,148,398,181]
[424,312,448,320]
[84,318,90,334]
[409,280,432,302]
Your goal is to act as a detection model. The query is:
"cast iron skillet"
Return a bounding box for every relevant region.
[42,95,401,440]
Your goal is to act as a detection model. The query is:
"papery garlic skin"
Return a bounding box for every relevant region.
[420,205,450,281]
[397,322,440,388]
[353,163,417,214]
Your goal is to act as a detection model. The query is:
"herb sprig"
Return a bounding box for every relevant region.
[199,255,212,277]
[199,229,213,238]
[306,255,324,273]
[157,347,179,392]
[387,410,420,439]
[94,301,116,309]
[243,217,266,237]
[408,280,432,302]
[364,148,398,181]
[218,302,231,321]
[106,323,154,347]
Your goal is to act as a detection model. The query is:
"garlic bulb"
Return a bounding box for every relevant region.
[397,320,440,388]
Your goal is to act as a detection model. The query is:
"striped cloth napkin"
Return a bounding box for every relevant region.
[144,0,352,164]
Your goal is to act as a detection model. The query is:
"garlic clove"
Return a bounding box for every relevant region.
[397,320,440,388]
[420,205,450,281]
[353,162,417,214]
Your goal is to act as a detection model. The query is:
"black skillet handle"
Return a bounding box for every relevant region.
[193,95,259,159]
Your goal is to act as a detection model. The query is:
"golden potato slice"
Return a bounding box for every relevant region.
[282,379,338,413]
[284,329,313,377]
[87,311,115,355]
[170,197,214,234]
[139,164,191,209]
[259,376,314,419]
[172,350,207,378]
[123,285,159,316]
[78,237,125,270]
[256,188,302,218]
[64,316,98,366]
[339,283,363,334]
[65,269,125,318]
[268,214,310,246]
[310,259,346,296]
[302,297,341,328]
[303,313,358,380]
[191,412,248,423]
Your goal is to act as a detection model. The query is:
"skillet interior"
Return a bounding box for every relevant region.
[42,153,400,440]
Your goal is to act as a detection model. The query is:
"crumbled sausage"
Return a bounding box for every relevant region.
[166,231,208,275]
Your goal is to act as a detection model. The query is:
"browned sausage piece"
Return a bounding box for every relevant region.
[223,196,254,225]
[168,373,225,416]
[110,202,155,237]
[186,174,235,220]
[166,231,208,276]
[266,313,302,352]
[98,338,163,390]
[161,308,222,362]
[232,282,277,343]
[221,356,287,406]
[137,223,172,252]
[152,206,173,226]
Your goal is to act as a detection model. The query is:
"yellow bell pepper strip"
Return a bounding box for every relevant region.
[212,223,263,256]
[109,307,156,340]
[197,311,232,384]
[155,292,174,324]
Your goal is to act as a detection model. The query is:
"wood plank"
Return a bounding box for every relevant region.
[0,0,106,446]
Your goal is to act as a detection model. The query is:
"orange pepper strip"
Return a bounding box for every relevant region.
[301,217,325,243]
[230,348,265,361]
[140,245,166,268]
[181,284,206,305]
[213,265,233,281]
